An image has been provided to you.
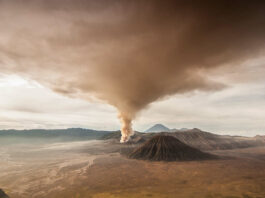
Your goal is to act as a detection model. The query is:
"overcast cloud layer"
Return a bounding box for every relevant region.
[0,0,265,138]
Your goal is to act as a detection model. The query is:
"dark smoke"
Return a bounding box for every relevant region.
[0,0,265,141]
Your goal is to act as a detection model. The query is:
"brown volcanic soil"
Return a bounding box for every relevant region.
[45,147,265,198]
[3,141,265,198]
[129,135,216,161]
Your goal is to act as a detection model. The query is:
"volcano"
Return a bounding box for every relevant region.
[145,124,170,133]
[129,135,216,161]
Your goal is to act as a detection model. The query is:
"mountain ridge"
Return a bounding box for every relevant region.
[102,128,265,151]
[0,128,115,142]
[145,124,170,133]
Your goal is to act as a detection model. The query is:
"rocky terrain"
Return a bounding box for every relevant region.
[129,135,215,161]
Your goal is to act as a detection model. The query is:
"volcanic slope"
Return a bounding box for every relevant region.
[129,135,216,161]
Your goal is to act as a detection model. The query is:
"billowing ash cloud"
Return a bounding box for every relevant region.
[0,0,265,142]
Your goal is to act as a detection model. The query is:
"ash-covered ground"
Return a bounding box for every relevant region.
[0,135,264,198]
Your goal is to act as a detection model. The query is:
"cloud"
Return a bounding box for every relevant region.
[0,0,265,140]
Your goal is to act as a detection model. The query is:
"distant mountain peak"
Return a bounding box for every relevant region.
[145,124,170,133]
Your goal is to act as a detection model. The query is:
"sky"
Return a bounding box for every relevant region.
[0,0,265,137]
[1,61,265,137]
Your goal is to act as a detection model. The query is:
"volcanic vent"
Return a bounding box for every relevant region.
[129,135,216,161]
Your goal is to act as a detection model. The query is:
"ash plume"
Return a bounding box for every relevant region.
[0,0,265,142]
[119,113,134,143]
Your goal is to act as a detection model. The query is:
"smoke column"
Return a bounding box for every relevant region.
[119,113,134,143]
[0,0,265,142]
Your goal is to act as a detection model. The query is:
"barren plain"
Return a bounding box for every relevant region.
[0,138,264,198]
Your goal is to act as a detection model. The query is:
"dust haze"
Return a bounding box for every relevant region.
[1,0,265,141]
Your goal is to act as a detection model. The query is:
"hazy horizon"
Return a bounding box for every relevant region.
[0,122,264,138]
[0,73,265,137]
